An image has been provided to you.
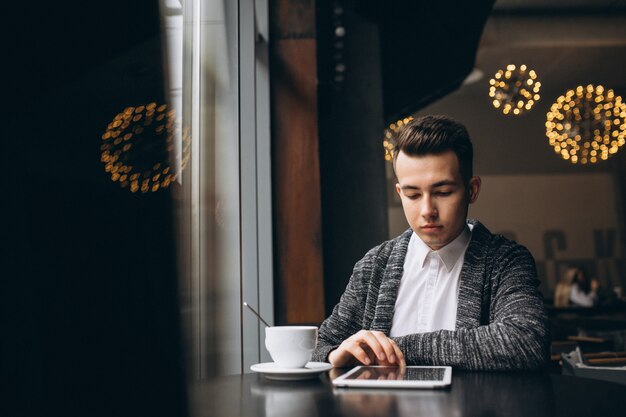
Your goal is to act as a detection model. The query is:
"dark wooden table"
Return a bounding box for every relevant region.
[190,368,626,417]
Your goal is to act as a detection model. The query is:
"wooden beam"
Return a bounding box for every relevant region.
[270,0,325,324]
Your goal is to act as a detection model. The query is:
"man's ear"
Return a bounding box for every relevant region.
[396,183,402,196]
[468,176,481,204]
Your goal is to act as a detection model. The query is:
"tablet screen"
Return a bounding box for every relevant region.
[343,366,446,381]
[332,366,452,389]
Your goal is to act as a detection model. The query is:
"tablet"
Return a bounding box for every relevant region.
[332,366,452,389]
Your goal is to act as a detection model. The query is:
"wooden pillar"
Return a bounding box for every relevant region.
[316,0,389,316]
[270,0,325,324]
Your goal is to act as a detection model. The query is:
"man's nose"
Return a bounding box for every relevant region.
[421,197,438,218]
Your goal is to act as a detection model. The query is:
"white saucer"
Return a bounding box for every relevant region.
[250,362,333,381]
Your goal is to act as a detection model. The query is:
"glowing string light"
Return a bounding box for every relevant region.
[489,64,541,115]
[383,116,414,162]
[546,84,626,164]
[100,103,191,192]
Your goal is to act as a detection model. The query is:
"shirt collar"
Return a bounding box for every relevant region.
[412,224,472,272]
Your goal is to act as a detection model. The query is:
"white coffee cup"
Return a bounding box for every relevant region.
[265,326,318,368]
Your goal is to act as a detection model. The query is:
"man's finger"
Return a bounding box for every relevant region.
[360,331,387,362]
[389,338,406,367]
[346,341,374,365]
[370,331,398,364]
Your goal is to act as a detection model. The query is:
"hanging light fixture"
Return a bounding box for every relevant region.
[546,85,626,164]
[100,103,191,193]
[383,116,413,162]
[489,64,541,115]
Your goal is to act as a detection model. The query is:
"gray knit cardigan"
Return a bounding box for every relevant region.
[312,220,550,370]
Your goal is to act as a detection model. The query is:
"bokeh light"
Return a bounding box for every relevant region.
[383,116,414,162]
[489,64,541,115]
[546,85,626,164]
[100,103,191,192]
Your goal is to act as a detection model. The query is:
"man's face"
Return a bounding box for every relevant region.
[395,150,481,250]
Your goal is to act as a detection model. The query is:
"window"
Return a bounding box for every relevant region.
[163,0,273,377]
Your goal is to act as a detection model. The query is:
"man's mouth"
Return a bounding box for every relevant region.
[421,224,442,231]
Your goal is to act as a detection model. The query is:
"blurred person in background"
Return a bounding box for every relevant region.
[554,266,599,308]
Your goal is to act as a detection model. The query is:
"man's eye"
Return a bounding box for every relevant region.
[436,191,452,196]
[405,194,420,200]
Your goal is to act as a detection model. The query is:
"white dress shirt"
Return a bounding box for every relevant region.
[389,224,473,337]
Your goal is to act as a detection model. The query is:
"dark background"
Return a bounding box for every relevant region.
[2,2,186,416]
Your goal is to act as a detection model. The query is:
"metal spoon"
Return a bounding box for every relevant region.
[243,301,272,327]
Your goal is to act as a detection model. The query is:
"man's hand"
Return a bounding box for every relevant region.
[328,330,406,368]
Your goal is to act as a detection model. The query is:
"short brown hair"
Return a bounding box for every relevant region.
[393,115,473,185]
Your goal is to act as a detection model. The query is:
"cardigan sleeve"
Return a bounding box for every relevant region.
[311,246,381,362]
[391,243,550,371]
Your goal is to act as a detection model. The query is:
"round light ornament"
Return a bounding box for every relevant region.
[545,84,626,164]
[383,116,414,162]
[100,103,191,193]
[489,64,541,115]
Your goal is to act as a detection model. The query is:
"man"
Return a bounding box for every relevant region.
[312,115,549,370]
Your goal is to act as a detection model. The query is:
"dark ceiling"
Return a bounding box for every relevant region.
[355,0,496,123]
